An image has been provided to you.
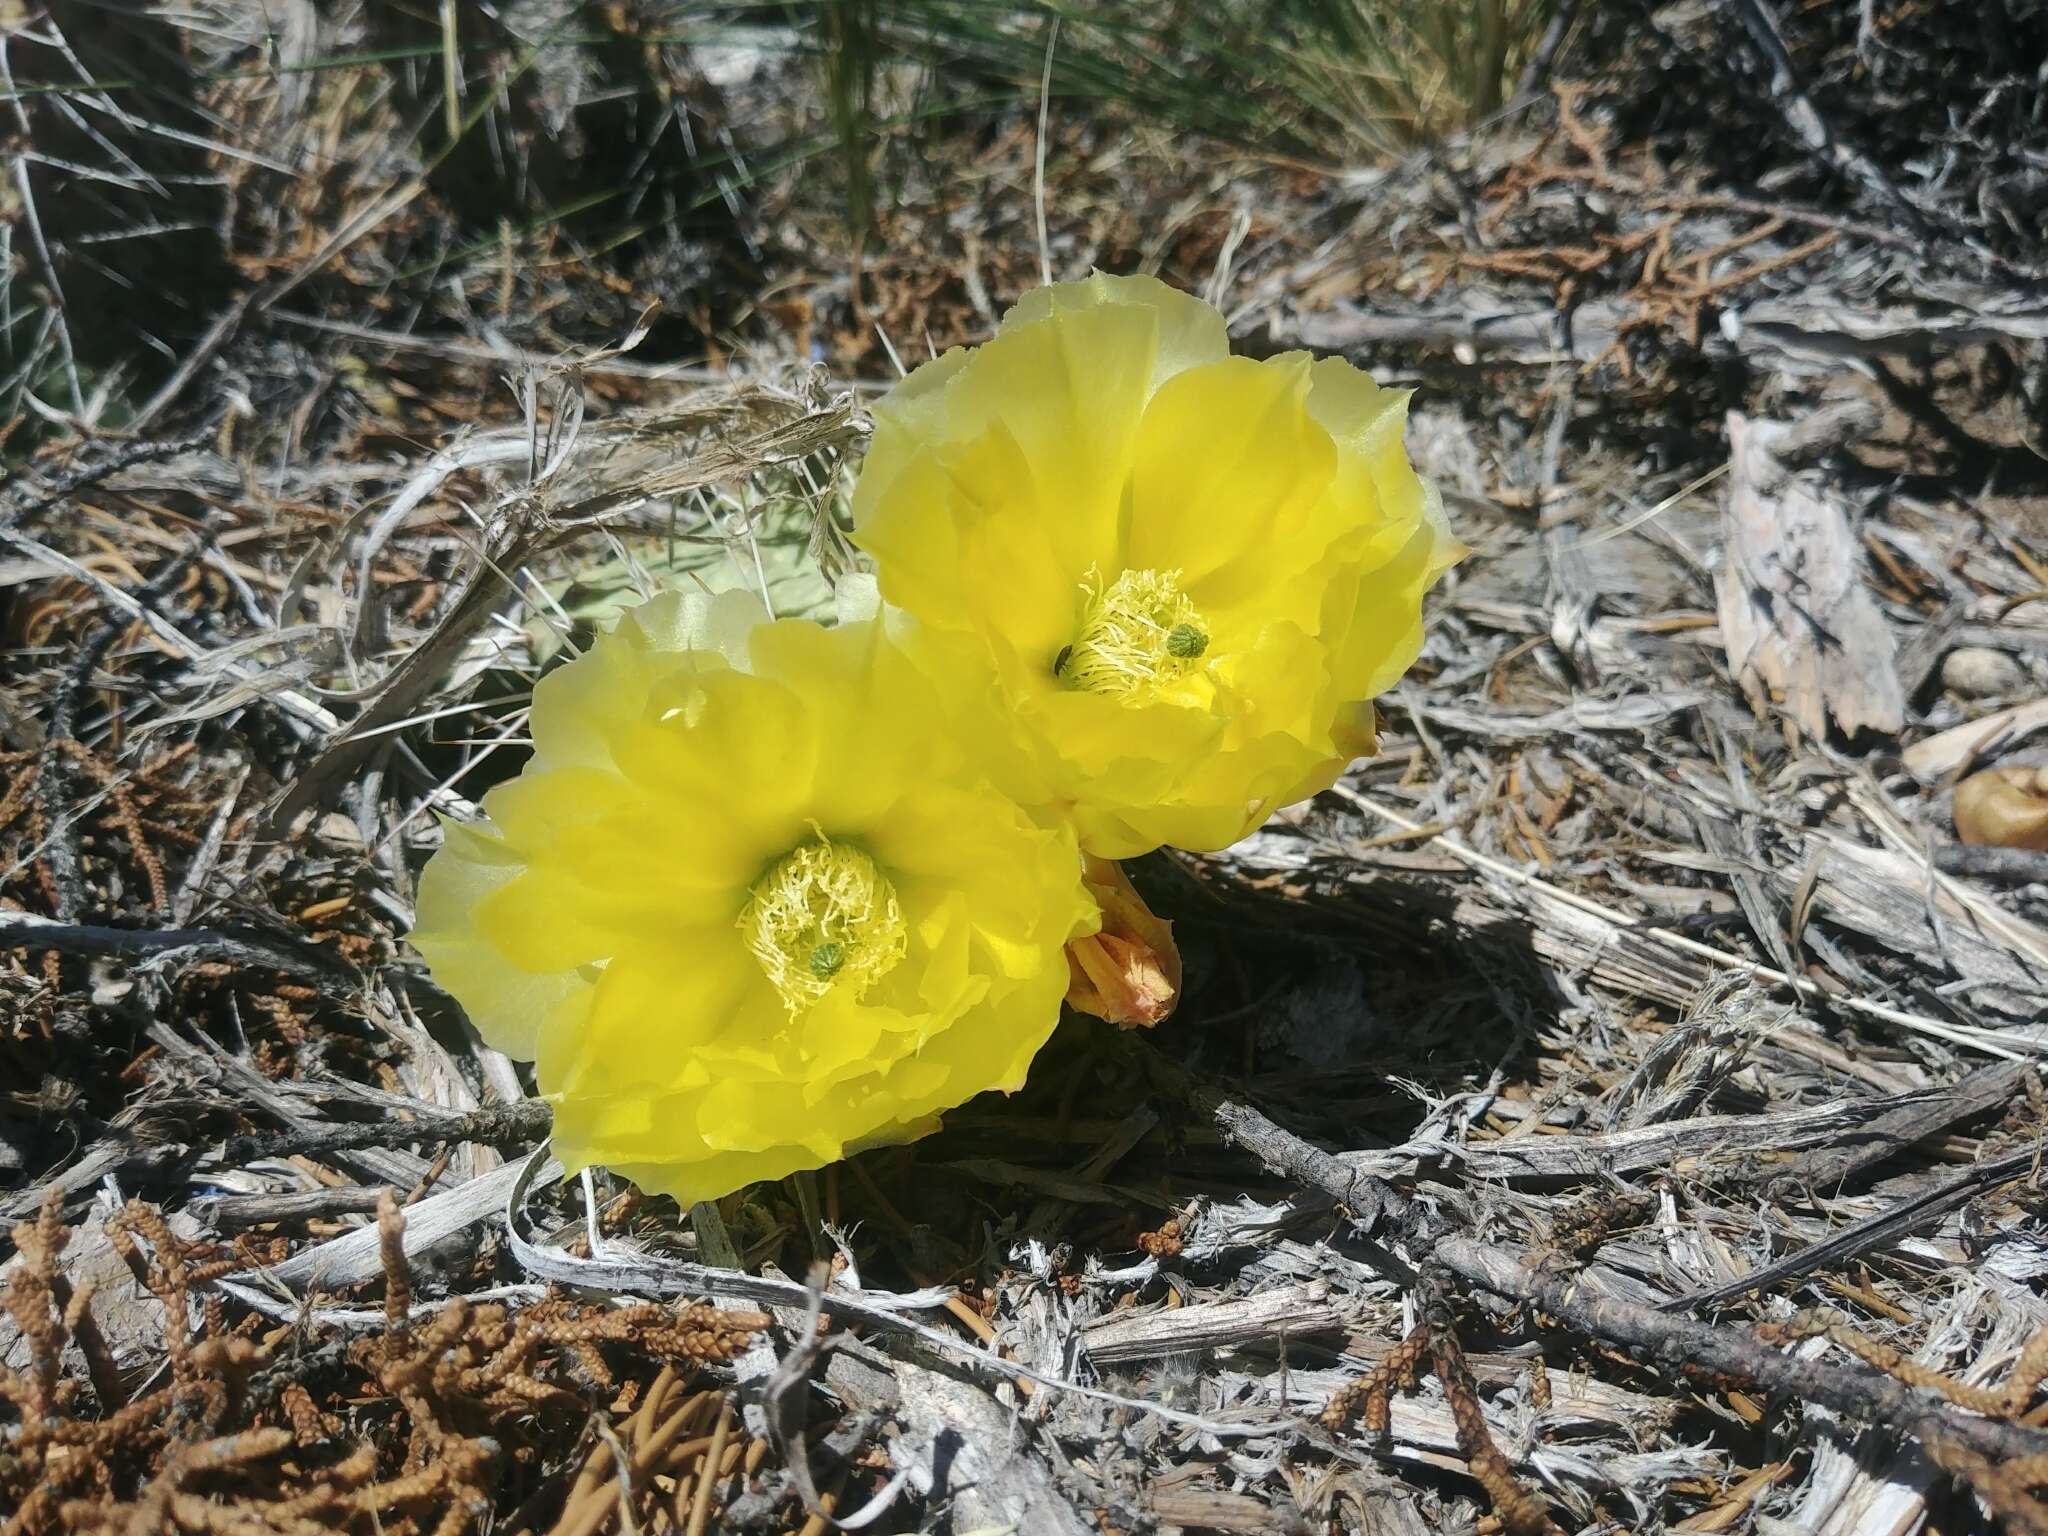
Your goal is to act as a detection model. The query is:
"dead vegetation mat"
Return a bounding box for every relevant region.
[6,2,2048,1532]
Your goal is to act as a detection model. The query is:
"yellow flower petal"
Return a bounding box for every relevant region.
[1127,355,1336,594]
[1003,271,1229,392]
[412,819,593,1060]
[858,298,1160,587]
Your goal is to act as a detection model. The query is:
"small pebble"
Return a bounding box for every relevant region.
[1941,645,2024,698]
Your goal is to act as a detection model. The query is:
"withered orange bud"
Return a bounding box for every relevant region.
[1064,856,1182,1029]
[1954,765,2048,852]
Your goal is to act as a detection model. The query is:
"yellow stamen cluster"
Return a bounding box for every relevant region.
[739,835,908,1011]
[1055,567,1209,703]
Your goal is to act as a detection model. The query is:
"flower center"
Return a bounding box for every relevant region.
[739,836,907,1012]
[1054,567,1210,702]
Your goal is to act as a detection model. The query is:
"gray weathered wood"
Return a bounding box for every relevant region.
[825,1343,1096,1536]
[1718,409,1904,738]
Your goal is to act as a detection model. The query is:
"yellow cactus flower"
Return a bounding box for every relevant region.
[411,588,1098,1204]
[852,272,1463,858]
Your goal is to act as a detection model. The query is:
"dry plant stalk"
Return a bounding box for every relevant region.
[0,1188,769,1536]
[1430,1320,1560,1536]
[1756,1309,2048,1421]
[1322,1305,1560,1536]
[1322,1321,1430,1437]
[1924,1436,2048,1536]
[1756,1310,2048,1530]
[1542,1188,1658,1263]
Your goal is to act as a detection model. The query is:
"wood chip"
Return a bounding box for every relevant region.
[1717,409,1905,738]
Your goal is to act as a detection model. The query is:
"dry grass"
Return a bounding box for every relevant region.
[5,1,2048,1531]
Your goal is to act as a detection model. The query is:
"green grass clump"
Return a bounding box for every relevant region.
[805,0,1560,162]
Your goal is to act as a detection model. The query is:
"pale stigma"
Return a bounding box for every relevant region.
[740,836,907,1011]
[1056,567,1211,703]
